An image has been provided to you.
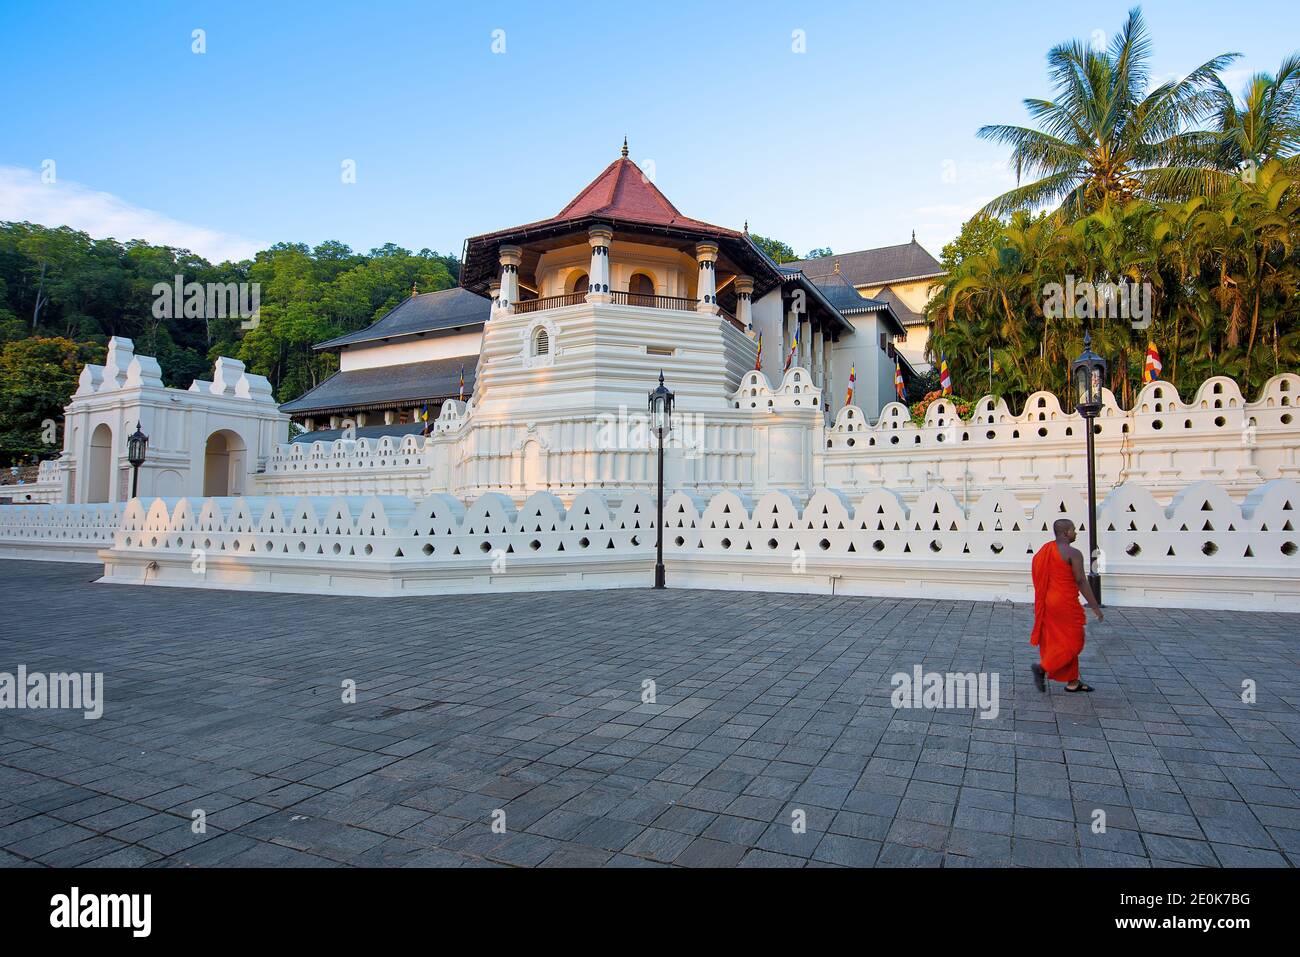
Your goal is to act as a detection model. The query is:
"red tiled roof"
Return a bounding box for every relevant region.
[459,150,776,295]
[548,157,736,234]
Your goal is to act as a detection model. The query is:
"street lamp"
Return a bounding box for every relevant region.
[648,371,675,589]
[1070,332,1107,604]
[126,422,149,498]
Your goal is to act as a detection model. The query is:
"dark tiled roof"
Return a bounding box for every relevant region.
[872,285,928,327]
[290,423,429,444]
[314,287,489,351]
[788,240,944,287]
[279,356,476,415]
[791,270,905,337]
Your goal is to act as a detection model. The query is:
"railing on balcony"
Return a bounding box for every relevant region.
[514,292,587,314]
[609,291,697,311]
[512,290,746,331]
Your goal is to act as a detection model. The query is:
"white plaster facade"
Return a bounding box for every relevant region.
[45,337,289,504]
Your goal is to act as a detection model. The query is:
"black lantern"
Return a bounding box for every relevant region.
[1070,331,1107,417]
[126,422,149,498]
[1070,334,1106,604]
[648,371,675,589]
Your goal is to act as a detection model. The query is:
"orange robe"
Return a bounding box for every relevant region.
[1030,541,1085,682]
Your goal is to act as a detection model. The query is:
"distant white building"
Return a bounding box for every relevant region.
[787,235,946,374]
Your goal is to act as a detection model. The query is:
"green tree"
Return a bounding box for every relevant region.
[1207,53,1300,173]
[0,336,104,461]
[750,233,799,263]
[978,7,1239,218]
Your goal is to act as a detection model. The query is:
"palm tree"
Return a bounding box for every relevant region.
[1208,53,1300,174]
[978,7,1238,219]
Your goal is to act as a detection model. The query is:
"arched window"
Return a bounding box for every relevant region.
[532,327,550,357]
[568,272,589,295]
[628,273,654,306]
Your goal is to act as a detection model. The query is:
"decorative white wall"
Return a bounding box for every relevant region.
[823,373,1299,506]
[3,477,1289,611]
[249,370,1300,510]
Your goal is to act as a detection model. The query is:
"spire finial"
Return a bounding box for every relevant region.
[911,229,916,242]
[833,259,841,274]
[743,220,748,234]
[621,136,629,158]
[411,280,418,298]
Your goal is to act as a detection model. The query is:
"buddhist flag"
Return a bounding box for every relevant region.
[940,353,952,395]
[1143,342,1162,384]
[845,364,856,406]
[784,325,799,372]
[755,333,763,371]
[419,401,430,435]
[894,360,906,402]
[459,364,465,402]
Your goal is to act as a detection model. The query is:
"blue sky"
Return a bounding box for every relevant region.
[0,0,1294,263]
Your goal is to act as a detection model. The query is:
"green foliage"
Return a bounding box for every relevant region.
[978,8,1274,218]
[928,161,1300,411]
[0,336,105,460]
[0,222,461,428]
[940,217,1008,273]
[750,233,799,263]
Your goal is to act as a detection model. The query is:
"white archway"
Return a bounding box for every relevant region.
[203,429,247,497]
[86,424,113,503]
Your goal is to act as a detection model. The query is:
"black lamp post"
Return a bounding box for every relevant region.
[648,371,675,589]
[1070,333,1107,605]
[126,422,149,498]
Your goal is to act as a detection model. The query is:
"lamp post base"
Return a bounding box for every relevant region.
[654,564,666,589]
[1089,573,1102,607]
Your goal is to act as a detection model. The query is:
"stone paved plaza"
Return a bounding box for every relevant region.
[1,560,1297,868]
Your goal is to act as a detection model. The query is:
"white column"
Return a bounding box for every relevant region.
[812,326,824,388]
[824,335,834,417]
[498,245,522,314]
[783,309,794,371]
[587,225,613,303]
[735,276,754,332]
[695,242,719,314]
[488,280,502,312]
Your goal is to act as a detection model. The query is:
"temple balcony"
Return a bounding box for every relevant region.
[511,290,743,331]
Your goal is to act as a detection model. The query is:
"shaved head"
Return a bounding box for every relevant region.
[1053,518,1075,538]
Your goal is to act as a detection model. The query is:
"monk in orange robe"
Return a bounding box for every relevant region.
[1030,518,1103,692]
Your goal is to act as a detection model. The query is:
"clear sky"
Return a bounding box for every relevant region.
[0,0,1294,263]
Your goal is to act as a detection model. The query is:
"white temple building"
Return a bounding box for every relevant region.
[3,143,1298,612]
[279,143,915,442]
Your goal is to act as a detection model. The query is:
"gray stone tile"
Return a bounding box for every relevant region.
[1,560,1296,871]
